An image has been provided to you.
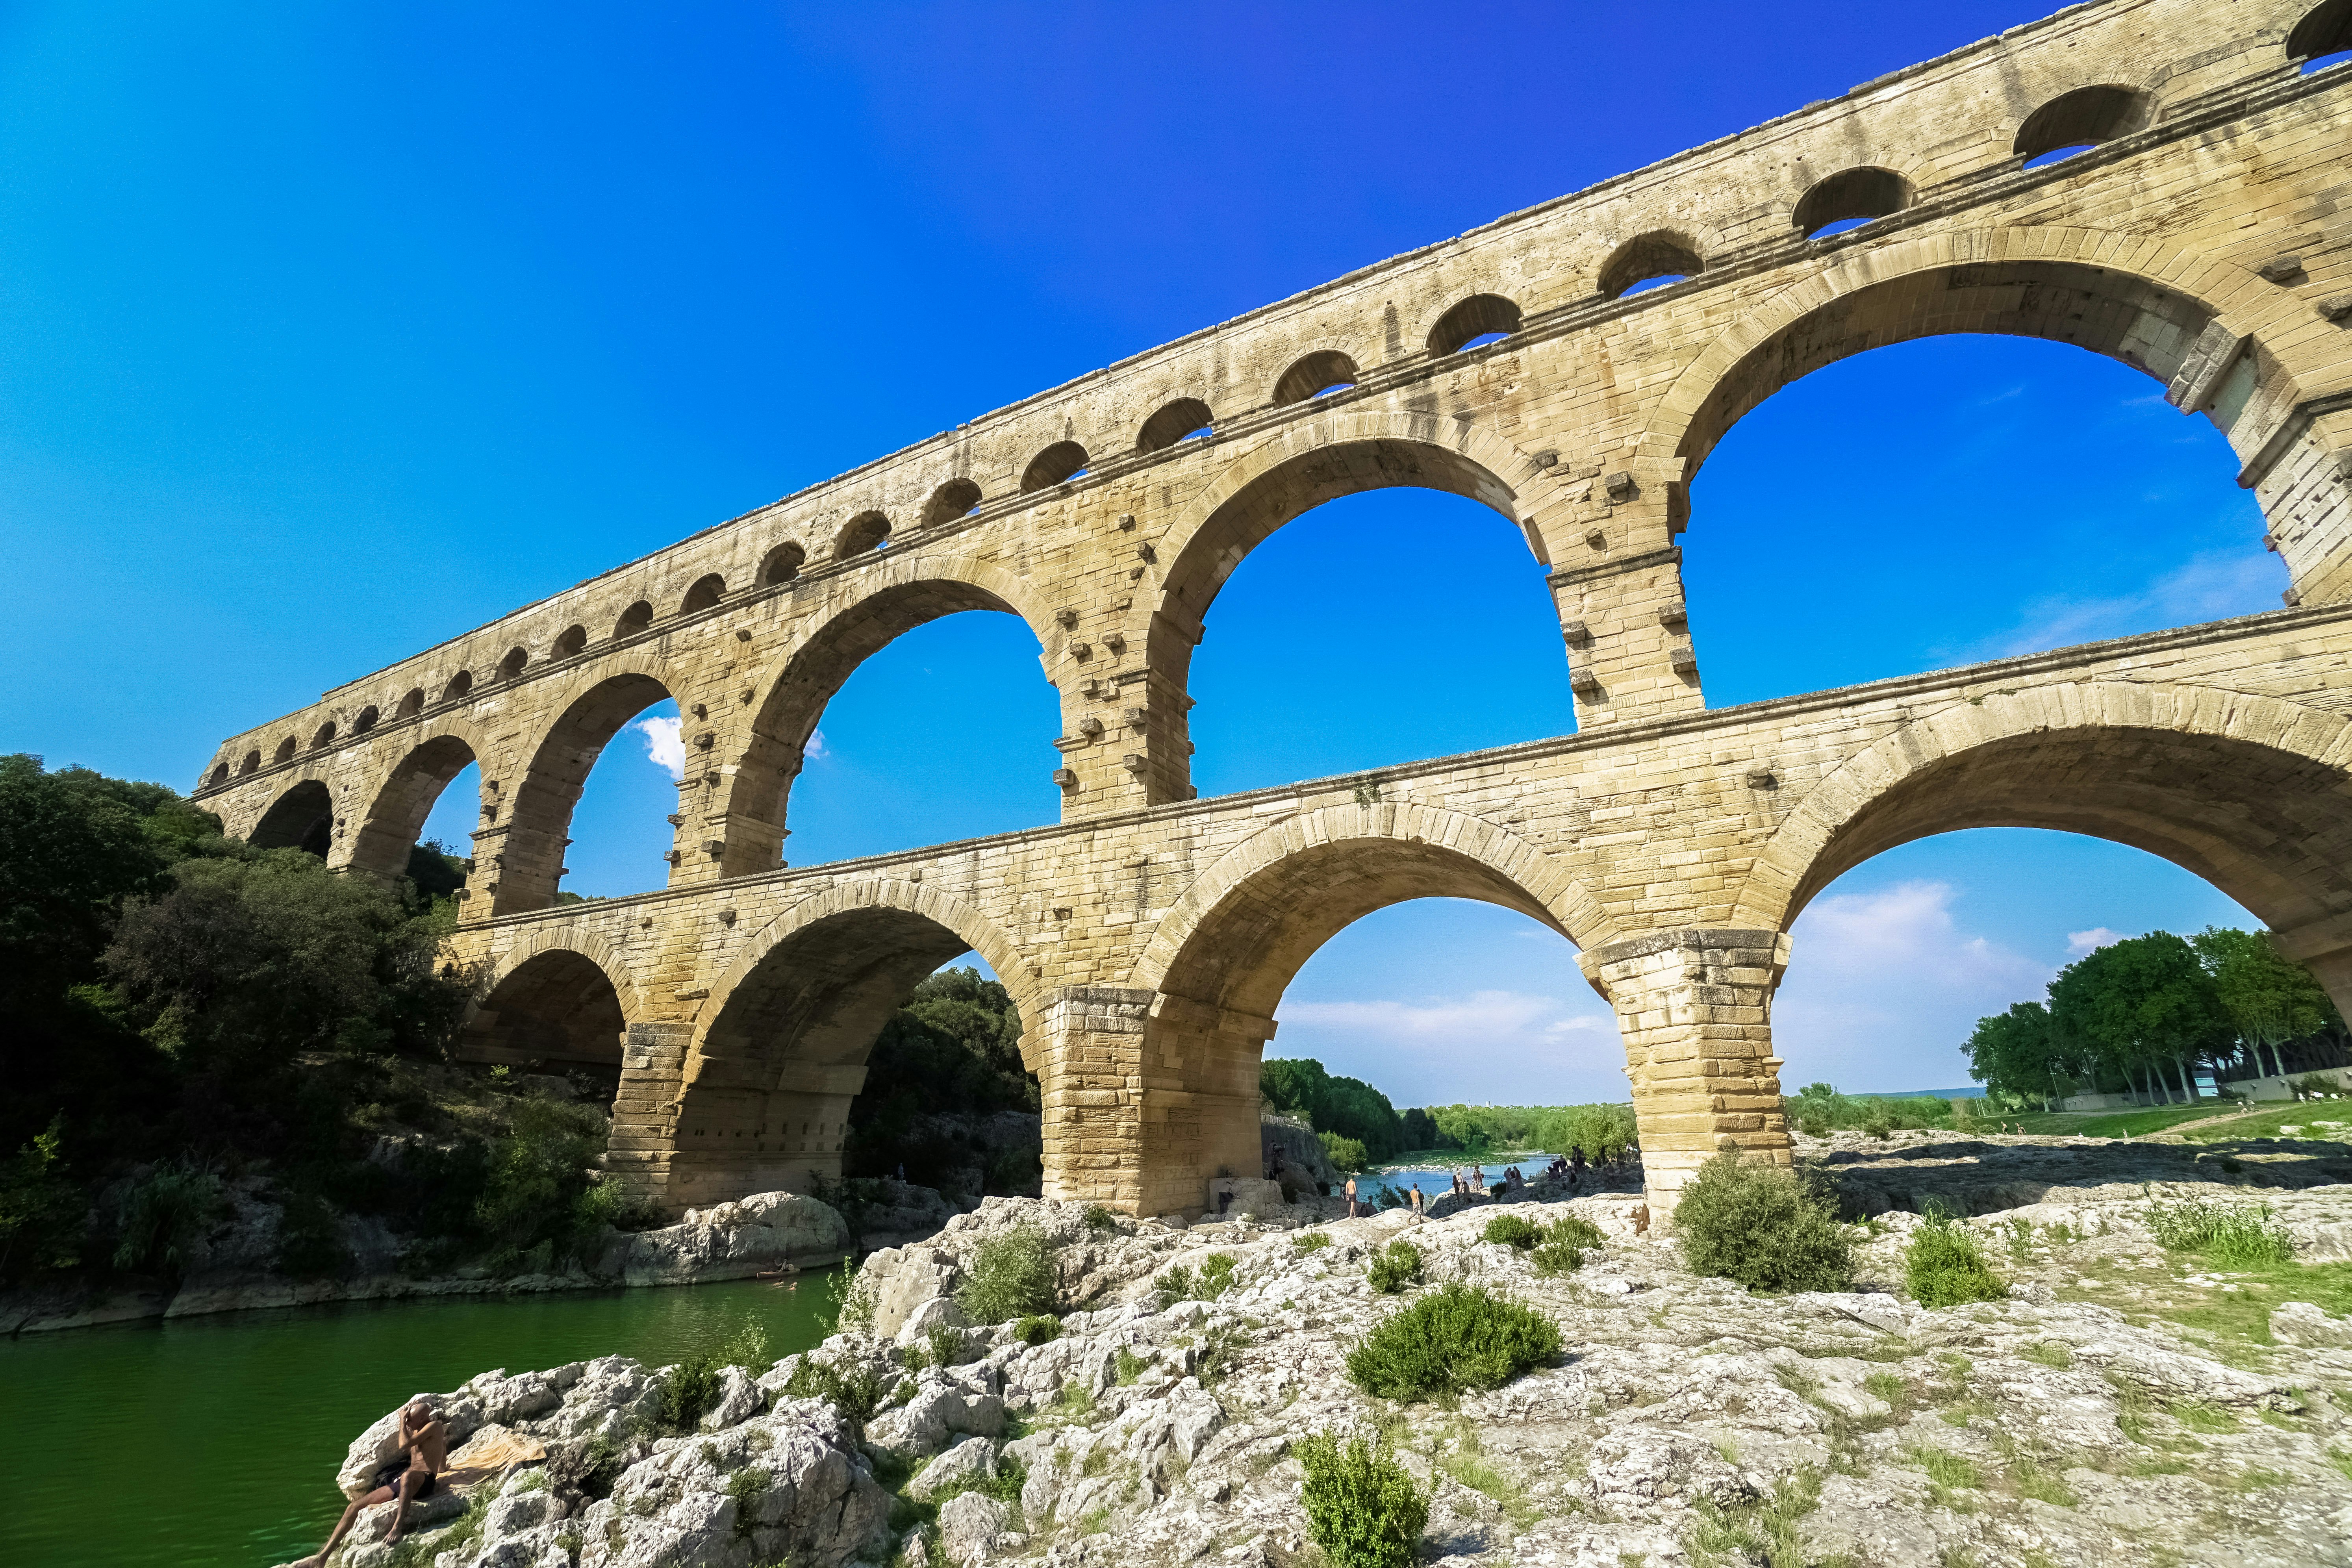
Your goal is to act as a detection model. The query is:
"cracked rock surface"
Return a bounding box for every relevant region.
[284,1142,2352,1568]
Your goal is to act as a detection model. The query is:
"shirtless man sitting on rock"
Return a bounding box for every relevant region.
[295,1398,446,1565]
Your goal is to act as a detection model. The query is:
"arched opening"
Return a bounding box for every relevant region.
[1759,717,2352,1110]
[441,671,473,704]
[1156,436,1560,794]
[311,721,337,750]
[1272,350,1358,406]
[1187,485,1574,792]
[667,902,1031,1210]
[1425,293,1522,355]
[350,733,480,882]
[457,949,627,1076]
[921,479,983,529]
[727,576,1057,869]
[353,705,380,735]
[498,673,678,914]
[1793,166,1909,238]
[272,736,297,766]
[680,574,726,614]
[613,601,654,639]
[2015,84,2152,167]
[1674,261,2281,704]
[250,779,334,856]
[1137,398,1216,454]
[1139,832,1575,1215]
[2289,0,2352,70]
[758,542,804,586]
[1020,441,1089,493]
[1600,231,1703,299]
[207,762,229,788]
[553,625,587,660]
[834,511,890,559]
[396,688,424,719]
[499,647,529,681]
[237,749,261,777]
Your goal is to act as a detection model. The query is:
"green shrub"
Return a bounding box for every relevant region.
[1082,1204,1117,1233]
[109,1161,224,1278]
[716,1309,771,1372]
[1673,1147,1854,1294]
[957,1225,1057,1323]
[1531,1215,1605,1277]
[1297,1433,1427,1568]
[1796,1111,1831,1138]
[1904,1206,2006,1309]
[1345,1282,1561,1401]
[1365,1239,1424,1295]
[1291,1230,1333,1252]
[0,1114,85,1281]
[1155,1251,1238,1310]
[823,1256,875,1332]
[660,1354,723,1433]
[2145,1197,2297,1267]
[1013,1314,1061,1345]
[1482,1214,1542,1249]
[780,1354,888,1425]
[726,1465,768,1540]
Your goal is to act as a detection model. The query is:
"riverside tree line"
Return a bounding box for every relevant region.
[1258,1056,1637,1173]
[1962,927,2346,1109]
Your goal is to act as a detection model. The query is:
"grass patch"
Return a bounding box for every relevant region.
[1690,1465,1822,1568]
[2008,1455,2077,1507]
[2169,1401,2238,1434]
[1297,1432,1427,1568]
[780,1354,889,1427]
[2020,1341,2073,1369]
[1114,1346,1149,1386]
[2178,1106,2352,1143]
[958,1226,1058,1323]
[1012,1314,1060,1345]
[1675,1147,1854,1294]
[1346,1282,1561,1401]
[727,1466,769,1540]
[1156,1252,1238,1309]
[2328,1445,2352,1483]
[1366,1239,1424,1295]
[2145,1197,2297,1268]
[1908,1447,1980,1511]
[1292,1230,1333,1253]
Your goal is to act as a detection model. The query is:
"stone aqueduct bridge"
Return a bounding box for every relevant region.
[192,0,2352,1216]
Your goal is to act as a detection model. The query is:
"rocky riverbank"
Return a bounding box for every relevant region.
[279,1132,2352,1568]
[0,1186,888,1336]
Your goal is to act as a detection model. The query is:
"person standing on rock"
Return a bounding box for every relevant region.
[1408,1182,1425,1218]
[295,1399,446,1566]
[1343,1173,1359,1218]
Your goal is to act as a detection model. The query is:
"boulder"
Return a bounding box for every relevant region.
[2271,1299,2352,1348]
[598,1192,847,1286]
[936,1492,1010,1565]
[910,1436,1000,1500]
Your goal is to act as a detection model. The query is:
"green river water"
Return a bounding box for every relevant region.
[2,1282,836,1568]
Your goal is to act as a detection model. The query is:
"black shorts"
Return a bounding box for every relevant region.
[370,1461,436,1499]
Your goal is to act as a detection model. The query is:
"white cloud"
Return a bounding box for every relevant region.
[2067,927,2122,956]
[634,715,684,780]
[1281,990,1579,1044]
[805,728,830,762]
[1273,988,1627,1105]
[1775,880,2052,1093]
[1967,549,2283,661]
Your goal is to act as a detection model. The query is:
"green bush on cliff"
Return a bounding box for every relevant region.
[958,1225,1057,1322]
[1298,1432,1427,1568]
[1345,1282,1560,1401]
[1674,1147,1854,1294]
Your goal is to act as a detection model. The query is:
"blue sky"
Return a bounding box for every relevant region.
[0,2,2274,1106]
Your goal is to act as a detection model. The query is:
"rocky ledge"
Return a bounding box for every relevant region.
[1,1187,871,1336]
[286,1138,2352,1568]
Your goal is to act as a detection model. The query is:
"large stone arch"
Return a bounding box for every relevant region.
[454,929,641,1071]
[1636,226,2307,479]
[652,879,1036,1209]
[341,715,494,883]
[1134,412,1585,804]
[708,556,1062,880]
[489,654,689,916]
[246,773,338,856]
[1127,801,1595,1216]
[1734,679,2352,1007]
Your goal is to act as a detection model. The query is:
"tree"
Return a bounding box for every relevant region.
[1260,1058,1332,1125]
[2048,932,2231,1105]
[2192,926,2341,1082]
[1962,1002,2063,1110]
